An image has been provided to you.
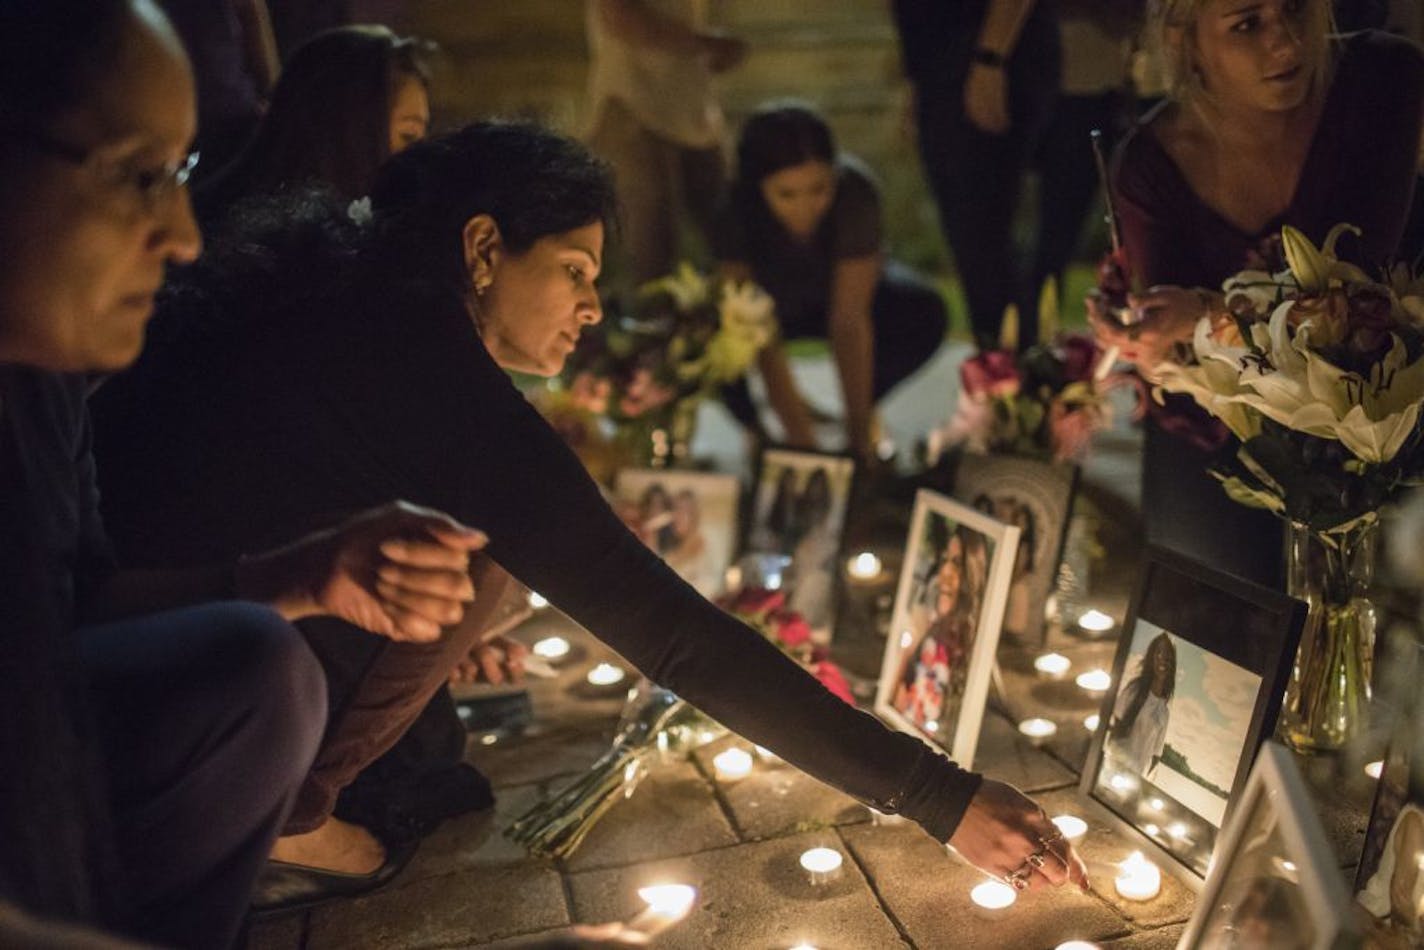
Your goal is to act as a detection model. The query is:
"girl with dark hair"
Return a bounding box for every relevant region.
[1108,632,1178,776]
[714,101,949,460]
[195,24,432,223]
[0,2,482,943]
[92,118,1091,903]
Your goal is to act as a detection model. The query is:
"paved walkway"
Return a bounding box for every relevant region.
[248,342,1377,949]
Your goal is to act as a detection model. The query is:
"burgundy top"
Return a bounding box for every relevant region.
[1113,30,1424,290]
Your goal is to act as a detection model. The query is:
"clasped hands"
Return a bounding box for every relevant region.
[949,779,1090,893]
[236,500,486,643]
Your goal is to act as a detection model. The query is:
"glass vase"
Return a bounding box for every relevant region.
[1279,519,1377,753]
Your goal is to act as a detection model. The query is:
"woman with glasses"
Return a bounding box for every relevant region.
[0,2,482,946]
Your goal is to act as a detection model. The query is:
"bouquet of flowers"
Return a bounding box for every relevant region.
[1156,224,1424,751]
[540,264,774,470]
[931,334,1115,464]
[508,590,852,859]
[1155,224,1424,534]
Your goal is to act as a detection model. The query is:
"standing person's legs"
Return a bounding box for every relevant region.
[915,95,1026,351]
[869,259,949,401]
[587,99,679,286]
[80,602,326,950]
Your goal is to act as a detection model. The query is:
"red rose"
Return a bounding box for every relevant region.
[814,660,855,705]
[770,609,812,648]
[960,349,1021,398]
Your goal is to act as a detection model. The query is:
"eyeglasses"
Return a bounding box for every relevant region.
[25,130,199,212]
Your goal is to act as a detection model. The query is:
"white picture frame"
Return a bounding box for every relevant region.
[873,489,1020,768]
[1178,741,1359,949]
[612,468,742,599]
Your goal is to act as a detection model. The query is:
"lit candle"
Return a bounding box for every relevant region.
[1076,669,1112,693]
[789,944,818,950]
[637,883,697,922]
[1083,714,1100,732]
[528,591,549,610]
[1114,851,1161,902]
[532,635,570,661]
[1077,609,1114,634]
[1167,822,1189,841]
[713,748,754,782]
[1051,814,1088,841]
[799,847,844,885]
[846,551,883,581]
[479,732,498,747]
[1365,760,1383,779]
[723,565,744,591]
[969,879,1016,918]
[1148,797,1165,812]
[1107,772,1137,794]
[586,662,626,687]
[1056,943,1101,950]
[754,744,780,764]
[1018,718,1058,744]
[1034,652,1072,678]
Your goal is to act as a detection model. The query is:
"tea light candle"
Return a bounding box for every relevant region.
[1083,713,1100,732]
[1076,668,1112,693]
[1034,652,1071,678]
[969,879,1016,918]
[637,883,697,922]
[846,551,883,581]
[532,635,570,661]
[799,847,844,885]
[868,807,906,827]
[789,944,818,950]
[1051,814,1088,841]
[1018,718,1058,743]
[713,748,753,782]
[1167,822,1189,841]
[754,744,781,764]
[1078,609,1114,634]
[1056,942,1102,950]
[1114,851,1161,902]
[586,662,626,687]
[1365,760,1383,779]
[527,591,549,610]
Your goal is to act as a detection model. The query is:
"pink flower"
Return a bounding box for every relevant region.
[960,350,1021,398]
[813,660,855,705]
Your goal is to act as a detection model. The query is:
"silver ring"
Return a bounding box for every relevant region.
[1025,850,1047,870]
[1006,869,1031,891]
[1038,830,1064,848]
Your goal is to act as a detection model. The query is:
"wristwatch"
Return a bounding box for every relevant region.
[970,47,1007,69]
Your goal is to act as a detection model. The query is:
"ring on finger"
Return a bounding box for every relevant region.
[1025,850,1047,870]
[1005,869,1031,891]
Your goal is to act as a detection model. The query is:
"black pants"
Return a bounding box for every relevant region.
[722,259,948,431]
[80,602,326,950]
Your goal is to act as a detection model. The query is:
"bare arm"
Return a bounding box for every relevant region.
[975,0,1036,58]
[719,260,815,446]
[828,254,881,458]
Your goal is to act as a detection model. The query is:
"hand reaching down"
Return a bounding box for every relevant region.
[948,779,1090,893]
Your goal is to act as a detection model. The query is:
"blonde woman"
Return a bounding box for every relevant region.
[1092,0,1423,584]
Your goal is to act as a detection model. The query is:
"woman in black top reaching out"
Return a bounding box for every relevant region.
[93,119,1088,895]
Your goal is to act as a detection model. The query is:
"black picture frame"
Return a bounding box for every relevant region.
[1078,546,1306,888]
[742,445,859,645]
[945,453,1079,646]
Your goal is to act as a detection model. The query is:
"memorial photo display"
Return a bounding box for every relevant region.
[613,468,742,599]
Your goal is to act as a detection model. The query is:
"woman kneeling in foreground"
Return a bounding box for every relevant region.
[92,120,1090,897]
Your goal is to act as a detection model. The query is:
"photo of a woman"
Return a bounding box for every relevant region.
[893,522,986,738]
[1108,632,1178,779]
[1360,804,1424,946]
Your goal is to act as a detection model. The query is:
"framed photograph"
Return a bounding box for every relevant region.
[1079,546,1305,886]
[744,446,858,644]
[1355,643,1424,948]
[873,489,1021,767]
[950,453,1078,644]
[1179,741,1359,949]
[613,468,741,599]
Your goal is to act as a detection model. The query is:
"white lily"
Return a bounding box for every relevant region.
[1156,353,1263,442]
[1281,223,1371,293]
[1331,335,1424,463]
[1221,268,1293,317]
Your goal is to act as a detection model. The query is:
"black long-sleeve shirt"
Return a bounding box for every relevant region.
[90,271,983,840]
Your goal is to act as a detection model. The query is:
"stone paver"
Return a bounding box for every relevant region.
[562,761,740,873]
[971,712,1079,794]
[567,831,908,949]
[306,864,567,950]
[840,821,1131,950]
[1102,923,1186,949]
[402,782,545,883]
[690,737,868,841]
[247,912,302,950]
